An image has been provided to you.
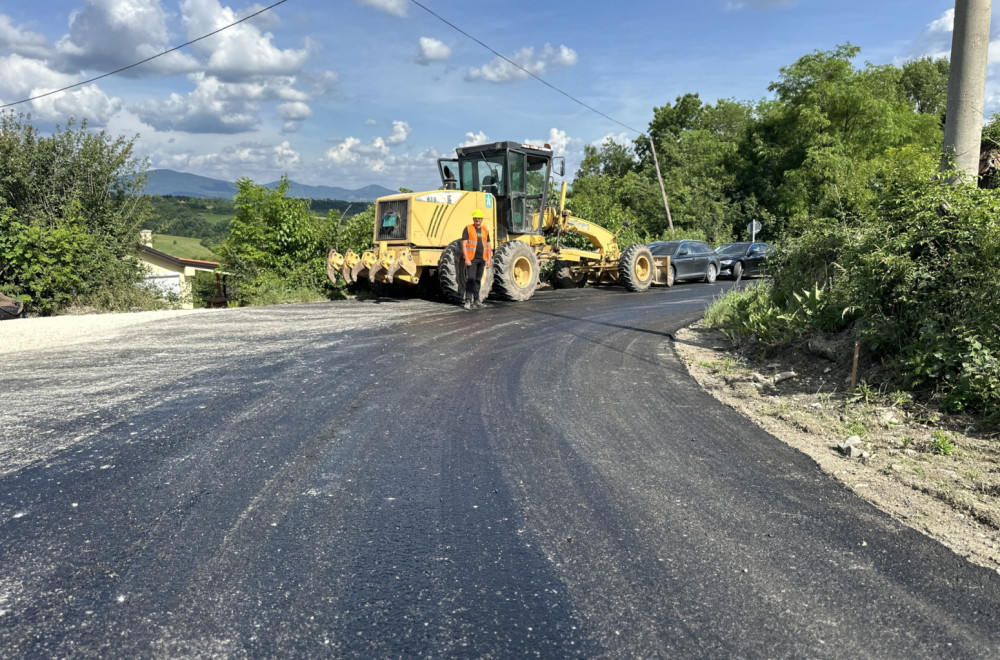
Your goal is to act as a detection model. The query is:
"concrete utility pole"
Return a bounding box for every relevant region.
[942,0,993,183]
[647,136,674,232]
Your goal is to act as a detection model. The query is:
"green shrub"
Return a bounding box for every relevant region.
[928,430,955,455]
[705,281,797,343]
[0,114,151,314]
[218,176,340,306]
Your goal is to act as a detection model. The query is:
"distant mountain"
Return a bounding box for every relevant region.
[141,169,396,202]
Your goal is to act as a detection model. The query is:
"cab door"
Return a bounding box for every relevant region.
[437,159,459,189]
[508,150,528,233]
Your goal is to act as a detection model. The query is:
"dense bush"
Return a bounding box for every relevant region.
[217,176,339,306]
[0,113,150,314]
[707,151,1000,419]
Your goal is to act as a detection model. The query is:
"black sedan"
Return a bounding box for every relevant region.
[647,240,721,285]
[715,242,773,280]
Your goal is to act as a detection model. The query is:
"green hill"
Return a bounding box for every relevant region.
[151,233,221,261]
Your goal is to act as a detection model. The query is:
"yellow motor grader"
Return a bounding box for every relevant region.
[326,141,670,302]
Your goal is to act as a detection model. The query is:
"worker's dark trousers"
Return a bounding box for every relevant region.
[465,259,486,302]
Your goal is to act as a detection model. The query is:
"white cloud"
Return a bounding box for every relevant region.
[54,0,199,76]
[273,140,300,168]
[386,120,409,144]
[466,44,578,83]
[326,137,362,164]
[132,73,261,133]
[132,71,317,134]
[459,131,489,147]
[928,8,955,33]
[0,15,50,59]
[152,139,304,181]
[0,53,121,123]
[542,128,571,156]
[354,0,408,17]
[180,0,315,81]
[324,134,402,173]
[592,132,631,149]
[32,84,123,125]
[365,118,377,126]
[278,101,311,133]
[907,9,956,61]
[416,37,450,65]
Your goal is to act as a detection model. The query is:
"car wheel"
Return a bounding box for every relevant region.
[731,261,743,281]
[667,264,676,286]
[704,263,717,284]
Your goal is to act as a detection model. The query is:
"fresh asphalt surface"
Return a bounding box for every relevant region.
[1,283,998,658]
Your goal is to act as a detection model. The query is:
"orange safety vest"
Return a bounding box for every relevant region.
[463,224,492,262]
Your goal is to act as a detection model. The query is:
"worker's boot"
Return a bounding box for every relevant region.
[463,299,472,310]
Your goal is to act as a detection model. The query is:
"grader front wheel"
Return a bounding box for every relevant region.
[618,244,655,292]
[492,241,539,301]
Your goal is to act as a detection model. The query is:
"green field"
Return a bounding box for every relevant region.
[199,211,232,226]
[151,233,221,261]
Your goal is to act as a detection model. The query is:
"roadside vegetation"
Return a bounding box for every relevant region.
[1,43,996,428]
[0,113,156,315]
[564,44,998,426]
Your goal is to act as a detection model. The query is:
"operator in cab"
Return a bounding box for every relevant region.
[461,209,493,310]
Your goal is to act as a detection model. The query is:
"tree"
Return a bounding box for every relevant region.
[0,112,150,314]
[218,176,336,305]
[738,44,943,235]
[898,56,950,116]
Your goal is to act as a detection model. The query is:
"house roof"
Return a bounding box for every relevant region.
[138,244,222,272]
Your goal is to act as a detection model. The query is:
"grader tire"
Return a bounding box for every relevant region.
[438,239,494,304]
[618,244,655,292]
[551,260,587,289]
[492,241,539,301]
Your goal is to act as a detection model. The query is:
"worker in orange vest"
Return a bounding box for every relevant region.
[462,208,493,309]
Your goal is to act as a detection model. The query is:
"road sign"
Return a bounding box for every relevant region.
[747,220,762,236]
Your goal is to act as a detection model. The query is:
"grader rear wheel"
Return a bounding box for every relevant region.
[618,244,655,292]
[551,259,587,289]
[492,241,539,301]
[438,239,494,304]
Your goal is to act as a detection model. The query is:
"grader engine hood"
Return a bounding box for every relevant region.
[327,189,495,286]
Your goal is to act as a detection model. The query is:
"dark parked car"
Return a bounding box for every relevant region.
[714,242,773,280]
[647,240,721,285]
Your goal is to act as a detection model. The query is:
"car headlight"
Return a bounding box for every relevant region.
[720,259,733,266]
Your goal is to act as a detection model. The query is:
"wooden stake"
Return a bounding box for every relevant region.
[850,342,860,390]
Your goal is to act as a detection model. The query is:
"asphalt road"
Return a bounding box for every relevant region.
[2,284,998,658]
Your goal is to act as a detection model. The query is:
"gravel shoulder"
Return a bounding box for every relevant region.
[674,321,1000,575]
[0,308,210,354]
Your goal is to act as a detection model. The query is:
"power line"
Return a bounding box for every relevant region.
[0,0,290,110]
[408,0,642,136]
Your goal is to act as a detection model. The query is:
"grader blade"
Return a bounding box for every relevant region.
[326,250,345,284]
[385,248,417,284]
[338,249,361,283]
[368,259,387,284]
[350,250,374,283]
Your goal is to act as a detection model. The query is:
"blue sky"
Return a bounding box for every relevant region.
[0,0,991,192]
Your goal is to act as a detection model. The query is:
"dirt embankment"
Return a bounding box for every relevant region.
[673,322,1000,575]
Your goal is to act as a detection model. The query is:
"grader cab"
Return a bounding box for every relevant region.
[327,141,666,303]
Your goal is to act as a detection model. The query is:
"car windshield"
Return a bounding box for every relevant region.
[648,242,680,256]
[716,243,751,255]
